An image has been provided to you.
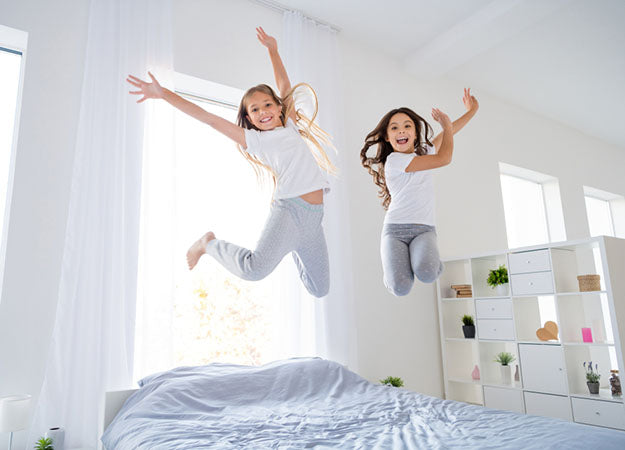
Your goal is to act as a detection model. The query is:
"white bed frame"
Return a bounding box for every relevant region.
[99,389,138,449]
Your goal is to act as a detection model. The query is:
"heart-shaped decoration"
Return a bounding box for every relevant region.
[536,321,559,341]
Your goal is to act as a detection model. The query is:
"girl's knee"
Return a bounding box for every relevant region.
[309,281,330,298]
[415,261,443,284]
[385,279,413,297]
[241,255,274,281]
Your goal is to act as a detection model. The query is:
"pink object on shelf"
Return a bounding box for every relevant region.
[582,327,593,343]
[472,365,481,380]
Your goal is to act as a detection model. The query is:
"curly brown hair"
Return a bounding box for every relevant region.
[360,107,433,209]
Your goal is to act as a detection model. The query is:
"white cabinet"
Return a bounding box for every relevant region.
[484,386,525,413]
[437,237,625,431]
[519,344,567,395]
[524,392,572,421]
[571,397,625,430]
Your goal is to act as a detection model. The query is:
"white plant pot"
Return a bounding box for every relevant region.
[500,365,511,384]
[495,283,508,296]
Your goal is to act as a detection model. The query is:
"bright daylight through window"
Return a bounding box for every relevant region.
[137,80,284,372]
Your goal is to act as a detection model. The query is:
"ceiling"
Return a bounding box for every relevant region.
[274,0,625,149]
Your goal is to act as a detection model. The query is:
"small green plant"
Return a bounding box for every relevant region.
[494,352,516,366]
[584,361,601,383]
[34,437,53,450]
[487,265,509,288]
[462,314,474,326]
[380,376,404,387]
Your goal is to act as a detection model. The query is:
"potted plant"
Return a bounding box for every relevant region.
[584,361,601,394]
[462,314,475,338]
[34,437,54,450]
[487,265,509,296]
[494,351,516,384]
[380,376,404,388]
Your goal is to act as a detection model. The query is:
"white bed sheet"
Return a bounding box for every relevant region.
[102,357,625,449]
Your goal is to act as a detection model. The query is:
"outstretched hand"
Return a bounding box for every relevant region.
[256,26,277,52]
[432,108,452,131]
[462,87,478,113]
[126,72,164,103]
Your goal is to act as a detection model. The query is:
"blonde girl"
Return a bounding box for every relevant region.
[127,27,335,298]
[361,90,479,296]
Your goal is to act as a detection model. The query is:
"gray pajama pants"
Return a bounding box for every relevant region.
[205,197,330,298]
[381,223,444,296]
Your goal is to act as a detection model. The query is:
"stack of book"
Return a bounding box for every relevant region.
[451,284,472,298]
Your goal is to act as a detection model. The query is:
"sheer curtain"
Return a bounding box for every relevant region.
[28,0,173,447]
[279,11,358,370]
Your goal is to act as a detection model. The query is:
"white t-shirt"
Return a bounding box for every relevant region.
[384,146,436,225]
[244,118,330,199]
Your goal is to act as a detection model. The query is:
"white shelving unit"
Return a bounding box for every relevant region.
[436,236,625,431]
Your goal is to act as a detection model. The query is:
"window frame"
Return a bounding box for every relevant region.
[499,162,566,249]
[0,25,28,302]
[583,186,625,238]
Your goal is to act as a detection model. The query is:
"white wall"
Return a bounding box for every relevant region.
[1,1,625,447]
[0,0,89,448]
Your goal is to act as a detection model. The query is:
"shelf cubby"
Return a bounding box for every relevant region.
[438,259,472,298]
[557,293,612,344]
[563,344,619,399]
[441,300,475,339]
[551,243,606,293]
[471,254,509,298]
[446,381,483,405]
[479,341,521,387]
[513,296,559,343]
[444,340,480,382]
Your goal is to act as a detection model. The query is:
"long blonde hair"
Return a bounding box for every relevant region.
[236,83,337,189]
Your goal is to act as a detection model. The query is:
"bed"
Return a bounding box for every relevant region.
[101,357,625,449]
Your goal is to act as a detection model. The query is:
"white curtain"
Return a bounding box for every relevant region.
[279,11,359,370]
[28,0,173,447]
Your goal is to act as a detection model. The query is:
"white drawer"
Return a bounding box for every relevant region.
[509,249,551,274]
[476,299,513,319]
[511,271,554,296]
[484,386,525,413]
[524,391,572,421]
[477,319,515,340]
[572,397,625,430]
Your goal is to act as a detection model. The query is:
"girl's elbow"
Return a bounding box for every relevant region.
[440,155,452,167]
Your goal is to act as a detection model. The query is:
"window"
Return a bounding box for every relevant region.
[499,163,566,249]
[584,186,625,238]
[135,74,288,378]
[0,25,27,300]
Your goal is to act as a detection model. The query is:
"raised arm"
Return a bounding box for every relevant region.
[256,27,291,96]
[432,88,478,151]
[256,26,297,122]
[406,108,454,172]
[127,72,247,148]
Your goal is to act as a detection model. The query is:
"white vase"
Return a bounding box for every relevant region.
[500,365,511,384]
[45,427,65,450]
[495,283,508,296]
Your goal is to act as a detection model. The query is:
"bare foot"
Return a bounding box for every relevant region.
[186,231,215,270]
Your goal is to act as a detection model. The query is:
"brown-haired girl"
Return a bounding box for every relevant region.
[361,90,478,296]
[127,27,334,298]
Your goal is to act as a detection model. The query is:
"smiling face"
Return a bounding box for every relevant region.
[386,112,417,153]
[245,91,283,131]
